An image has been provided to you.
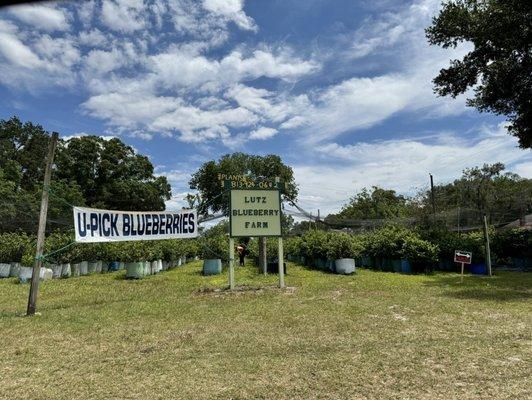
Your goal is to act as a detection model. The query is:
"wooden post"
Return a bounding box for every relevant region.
[229,237,235,290]
[260,236,267,275]
[27,132,58,316]
[430,173,436,216]
[278,237,284,288]
[483,214,492,276]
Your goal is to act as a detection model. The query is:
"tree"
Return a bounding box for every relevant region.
[55,136,171,211]
[189,153,298,216]
[426,0,532,148]
[326,186,413,225]
[419,163,532,226]
[189,153,298,268]
[0,116,172,233]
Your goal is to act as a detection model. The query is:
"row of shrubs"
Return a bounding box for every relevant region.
[1,225,529,274]
[281,226,531,273]
[0,231,201,267]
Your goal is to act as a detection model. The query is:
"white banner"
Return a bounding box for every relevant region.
[73,207,198,243]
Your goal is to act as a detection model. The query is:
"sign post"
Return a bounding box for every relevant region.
[454,250,472,282]
[229,237,235,290]
[226,179,284,289]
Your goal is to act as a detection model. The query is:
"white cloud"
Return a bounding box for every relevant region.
[249,127,277,140]
[292,124,532,215]
[84,48,126,75]
[101,0,146,33]
[62,132,116,141]
[202,0,257,31]
[9,3,70,32]
[78,29,108,47]
[0,32,42,68]
[512,162,532,179]
[149,47,318,90]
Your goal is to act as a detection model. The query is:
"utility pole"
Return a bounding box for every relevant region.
[317,209,320,230]
[27,132,58,316]
[429,173,436,217]
[483,214,492,276]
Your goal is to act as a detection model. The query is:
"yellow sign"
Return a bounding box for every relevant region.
[230,189,281,237]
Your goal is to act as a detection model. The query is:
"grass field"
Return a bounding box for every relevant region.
[0,261,530,400]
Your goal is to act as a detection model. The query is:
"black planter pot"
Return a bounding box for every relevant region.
[266,261,287,274]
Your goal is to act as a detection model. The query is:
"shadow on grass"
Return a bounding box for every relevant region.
[423,273,531,301]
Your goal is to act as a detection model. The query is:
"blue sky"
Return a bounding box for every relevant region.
[1,0,530,215]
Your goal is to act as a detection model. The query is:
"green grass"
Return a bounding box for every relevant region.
[0,262,530,400]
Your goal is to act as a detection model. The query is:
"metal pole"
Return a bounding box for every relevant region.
[229,237,235,290]
[483,214,492,276]
[27,132,58,316]
[278,236,284,289]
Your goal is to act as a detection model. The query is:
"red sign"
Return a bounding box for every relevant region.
[454,250,472,264]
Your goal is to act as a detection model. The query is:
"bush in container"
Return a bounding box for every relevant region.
[199,234,228,275]
[327,233,361,274]
[401,236,438,274]
[120,242,146,279]
[0,233,29,278]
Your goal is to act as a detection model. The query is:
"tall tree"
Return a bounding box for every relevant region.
[421,163,532,226]
[190,153,298,267]
[326,186,413,224]
[426,0,532,148]
[189,153,298,216]
[0,116,172,233]
[55,136,171,211]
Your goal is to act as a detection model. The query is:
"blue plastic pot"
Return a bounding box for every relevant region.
[108,261,120,272]
[401,260,411,274]
[203,259,222,275]
[392,259,402,273]
[314,258,327,270]
[470,263,487,275]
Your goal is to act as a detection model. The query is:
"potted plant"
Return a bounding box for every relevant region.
[121,242,146,279]
[199,234,227,276]
[327,233,360,274]
[401,236,438,274]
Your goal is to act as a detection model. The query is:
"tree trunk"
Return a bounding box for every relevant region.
[259,237,267,275]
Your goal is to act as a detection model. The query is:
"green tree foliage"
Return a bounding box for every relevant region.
[419,163,532,226]
[0,116,171,233]
[325,186,414,224]
[426,0,532,148]
[189,152,298,216]
[55,135,171,211]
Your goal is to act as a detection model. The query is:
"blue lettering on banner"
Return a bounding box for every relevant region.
[77,212,87,237]
[152,214,159,235]
[90,213,98,237]
[111,214,119,236]
[102,213,111,236]
[123,214,130,236]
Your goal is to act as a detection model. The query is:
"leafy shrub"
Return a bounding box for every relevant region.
[401,236,438,265]
[0,232,29,263]
[327,233,362,260]
[492,228,531,260]
[300,230,330,260]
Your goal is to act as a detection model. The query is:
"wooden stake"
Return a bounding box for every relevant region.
[483,214,492,276]
[229,237,235,290]
[278,237,284,289]
[27,132,58,316]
